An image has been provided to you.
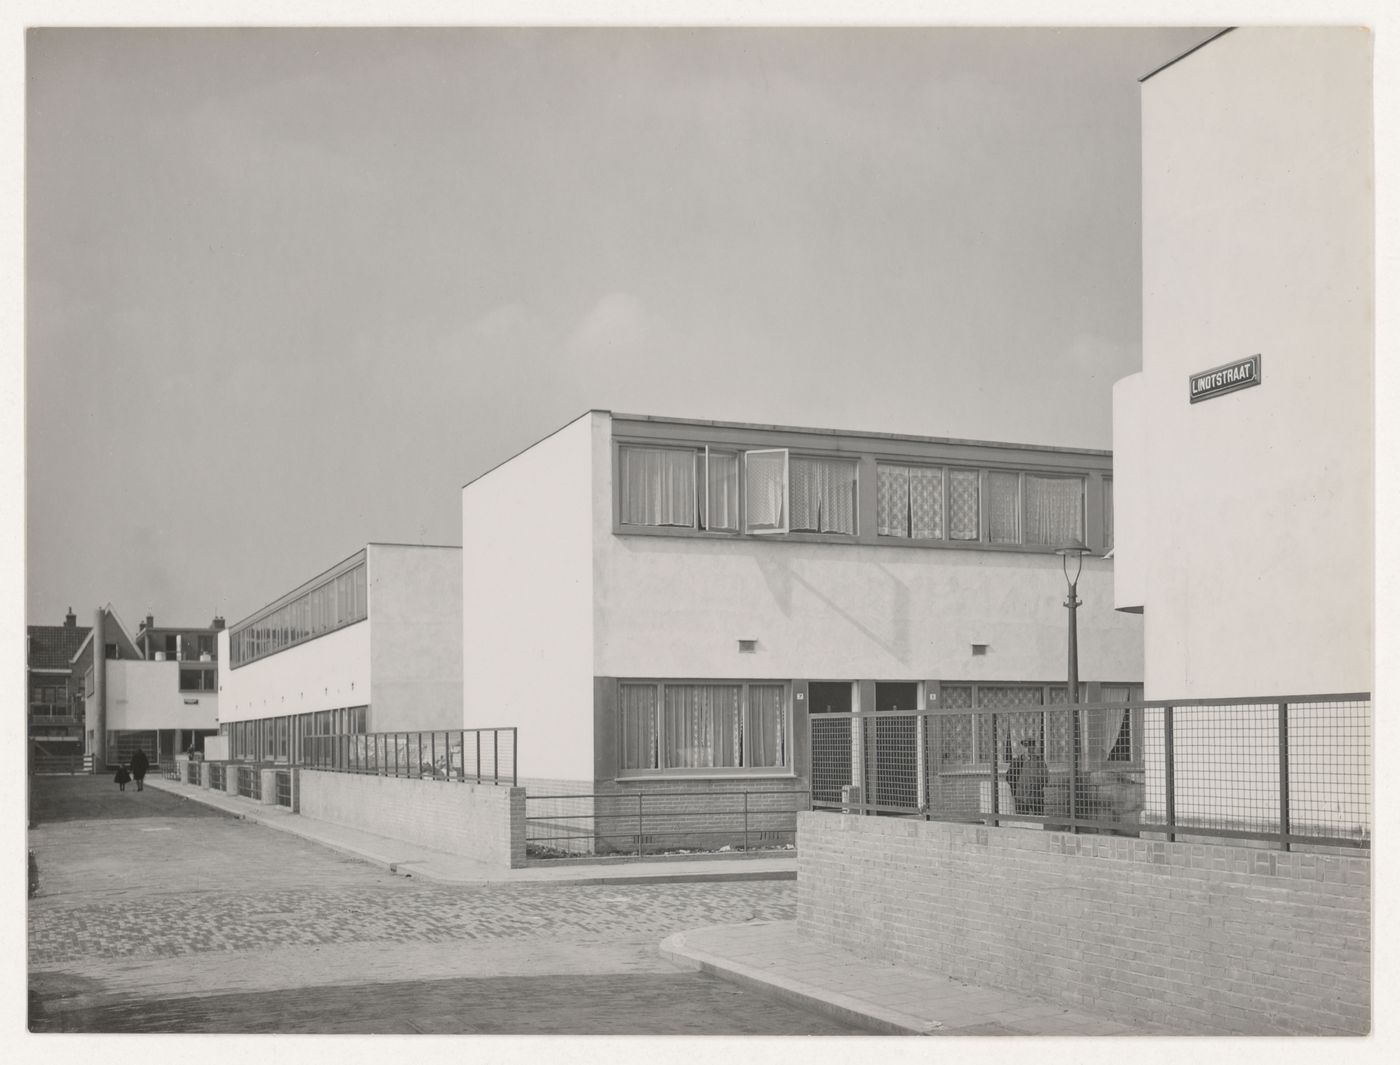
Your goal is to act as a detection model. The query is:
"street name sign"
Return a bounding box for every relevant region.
[1190,355,1261,403]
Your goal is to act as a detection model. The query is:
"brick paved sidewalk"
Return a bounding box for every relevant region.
[662,921,1157,1036]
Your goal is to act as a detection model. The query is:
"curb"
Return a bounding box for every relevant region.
[659,926,941,1036]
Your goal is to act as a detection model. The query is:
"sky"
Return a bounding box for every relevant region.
[22,24,1223,629]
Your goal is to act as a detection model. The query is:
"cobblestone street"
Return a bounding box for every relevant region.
[28,776,863,1035]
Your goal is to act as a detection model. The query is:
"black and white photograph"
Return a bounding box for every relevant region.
[8,0,1392,1054]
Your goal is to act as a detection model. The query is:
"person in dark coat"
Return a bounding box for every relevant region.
[1010,738,1049,816]
[114,764,131,792]
[129,749,150,792]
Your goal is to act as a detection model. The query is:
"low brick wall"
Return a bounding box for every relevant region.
[797,813,1369,1035]
[593,777,809,856]
[298,770,526,869]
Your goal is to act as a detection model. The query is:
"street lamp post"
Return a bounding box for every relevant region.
[1056,539,1090,831]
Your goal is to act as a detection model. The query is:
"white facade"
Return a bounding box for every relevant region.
[1115,27,1373,700]
[218,543,462,735]
[465,411,1144,788]
[104,660,219,732]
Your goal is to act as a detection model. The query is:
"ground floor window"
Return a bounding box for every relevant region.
[936,682,1143,769]
[620,680,788,773]
[222,706,369,765]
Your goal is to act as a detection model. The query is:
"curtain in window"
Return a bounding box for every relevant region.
[620,447,696,527]
[976,686,1043,762]
[703,451,740,532]
[1103,478,1114,553]
[663,684,741,768]
[746,684,787,767]
[1024,475,1084,546]
[948,470,980,540]
[1095,684,1139,762]
[620,685,659,770]
[987,471,1021,544]
[909,467,943,539]
[876,465,909,537]
[745,451,787,532]
[790,457,857,534]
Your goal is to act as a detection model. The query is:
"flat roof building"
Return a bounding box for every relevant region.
[464,410,1144,811]
[1114,26,1372,699]
[215,543,463,764]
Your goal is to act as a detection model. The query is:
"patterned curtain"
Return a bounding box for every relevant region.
[909,467,944,539]
[877,465,909,537]
[704,451,740,532]
[745,684,787,767]
[976,686,1043,762]
[620,684,659,770]
[790,457,858,533]
[987,471,1021,544]
[1023,475,1084,546]
[620,447,696,527]
[663,685,741,768]
[948,470,980,540]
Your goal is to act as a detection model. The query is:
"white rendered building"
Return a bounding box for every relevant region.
[463,410,1145,800]
[216,543,463,762]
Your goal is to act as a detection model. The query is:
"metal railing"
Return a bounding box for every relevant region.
[29,753,90,775]
[275,770,292,807]
[236,765,261,800]
[297,727,517,786]
[208,763,225,791]
[524,788,810,859]
[809,693,1370,852]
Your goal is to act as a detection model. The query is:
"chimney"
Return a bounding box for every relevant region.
[211,615,226,631]
[145,613,155,632]
[64,607,77,628]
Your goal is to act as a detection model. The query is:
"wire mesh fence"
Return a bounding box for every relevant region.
[810,693,1370,851]
[524,788,810,859]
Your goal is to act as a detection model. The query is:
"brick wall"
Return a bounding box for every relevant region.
[593,777,809,856]
[298,770,526,869]
[797,813,1369,1035]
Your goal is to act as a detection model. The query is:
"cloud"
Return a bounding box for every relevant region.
[564,292,650,361]
[470,302,535,340]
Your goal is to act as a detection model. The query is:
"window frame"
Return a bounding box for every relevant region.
[933,681,1143,773]
[614,435,1106,553]
[617,678,795,779]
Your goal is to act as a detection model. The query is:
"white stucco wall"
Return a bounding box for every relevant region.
[216,621,371,723]
[1130,28,1372,698]
[1110,373,1146,612]
[104,660,219,731]
[462,412,599,782]
[594,535,1140,685]
[366,544,463,732]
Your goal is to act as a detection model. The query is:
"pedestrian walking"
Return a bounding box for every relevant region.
[114,764,131,792]
[129,748,149,792]
[1010,738,1048,816]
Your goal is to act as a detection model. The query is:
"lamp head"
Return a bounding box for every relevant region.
[1056,538,1089,586]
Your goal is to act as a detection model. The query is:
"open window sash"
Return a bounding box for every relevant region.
[743,449,789,535]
